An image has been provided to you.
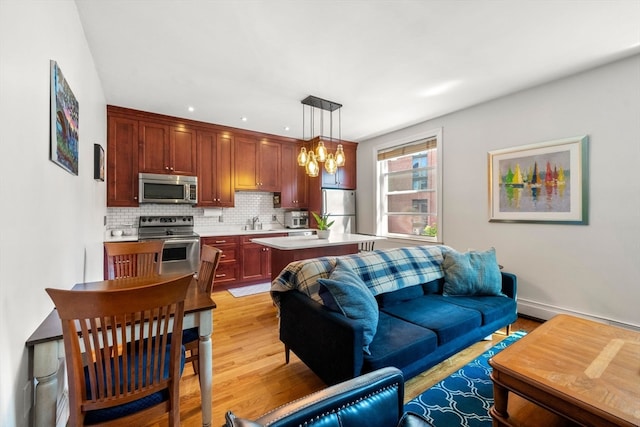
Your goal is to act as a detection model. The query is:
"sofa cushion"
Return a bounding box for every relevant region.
[422,278,443,294]
[431,294,517,325]
[381,297,481,345]
[318,260,379,354]
[442,248,503,296]
[376,284,425,308]
[364,311,437,372]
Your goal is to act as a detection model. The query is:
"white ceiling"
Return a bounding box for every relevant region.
[75,0,640,142]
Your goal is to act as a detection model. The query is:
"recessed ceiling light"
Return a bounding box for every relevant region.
[187,106,195,112]
[284,126,290,131]
[241,116,248,122]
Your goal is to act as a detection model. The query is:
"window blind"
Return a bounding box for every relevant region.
[377,138,437,161]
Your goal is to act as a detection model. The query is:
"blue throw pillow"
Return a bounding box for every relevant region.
[318,259,379,354]
[442,248,503,296]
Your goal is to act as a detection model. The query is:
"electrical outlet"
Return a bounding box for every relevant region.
[271,215,277,221]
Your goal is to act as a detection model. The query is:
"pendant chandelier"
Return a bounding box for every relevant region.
[297,95,345,177]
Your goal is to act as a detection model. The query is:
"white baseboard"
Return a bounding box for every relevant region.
[517,299,639,332]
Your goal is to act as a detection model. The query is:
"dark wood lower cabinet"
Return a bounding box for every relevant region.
[200,236,240,286]
[201,232,286,287]
[241,237,269,282]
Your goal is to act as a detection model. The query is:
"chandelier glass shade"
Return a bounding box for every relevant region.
[297,147,307,166]
[299,95,344,176]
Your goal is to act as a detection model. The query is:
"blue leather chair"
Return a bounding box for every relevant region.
[225,367,433,427]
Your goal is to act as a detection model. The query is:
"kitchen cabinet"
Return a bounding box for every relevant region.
[320,140,357,189]
[241,236,270,282]
[280,142,308,208]
[201,232,286,287]
[197,130,235,207]
[107,116,139,206]
[201,236,240,286]
[139,122,197,176]
[241,234,287,282]
[235,136,281,192]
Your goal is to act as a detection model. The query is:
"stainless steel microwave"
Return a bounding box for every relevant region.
[139,173,197,204]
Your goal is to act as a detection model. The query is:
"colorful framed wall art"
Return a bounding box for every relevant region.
[50,60,79,175]
[488,136,589,224]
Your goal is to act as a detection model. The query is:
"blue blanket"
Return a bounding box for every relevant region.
[271,245,447,308]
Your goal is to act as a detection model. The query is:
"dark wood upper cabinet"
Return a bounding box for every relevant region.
[235,136,281,192]
[138,121,168,174]
[170,126,197,175]
[197,130,235,207]
[320,141,357,189]
[280,142,308,208]
[139,122,196,175]
[107,116,139,207]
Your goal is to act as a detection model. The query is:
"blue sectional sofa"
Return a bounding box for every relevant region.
[271,245,517,385]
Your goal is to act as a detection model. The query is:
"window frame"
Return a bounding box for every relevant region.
[375,128,443,243]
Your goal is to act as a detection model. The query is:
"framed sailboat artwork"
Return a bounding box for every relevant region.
[488,136,589,224]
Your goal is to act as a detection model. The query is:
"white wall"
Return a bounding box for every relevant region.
[0,1,106,425]
[358,54,640,330]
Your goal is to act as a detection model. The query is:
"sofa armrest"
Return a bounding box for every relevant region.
[500,272,517,300]
[279,291,364,385]
[226,367,406,427]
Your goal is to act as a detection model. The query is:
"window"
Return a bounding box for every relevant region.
[377,130,442,241]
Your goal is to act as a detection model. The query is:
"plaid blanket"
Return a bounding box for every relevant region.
[271,245,447,308]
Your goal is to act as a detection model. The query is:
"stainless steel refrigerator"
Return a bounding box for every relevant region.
[321,189,356,234]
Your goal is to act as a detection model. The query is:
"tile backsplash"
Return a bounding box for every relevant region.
[107,192,288,231]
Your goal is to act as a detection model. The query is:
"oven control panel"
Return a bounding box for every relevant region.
[139,216,194,226]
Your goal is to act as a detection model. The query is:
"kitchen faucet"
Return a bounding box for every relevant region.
[252,216,261,230]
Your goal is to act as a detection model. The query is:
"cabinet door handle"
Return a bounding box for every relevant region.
[215,240,227,243]
[221,254,227,258]
[215,273,226,278]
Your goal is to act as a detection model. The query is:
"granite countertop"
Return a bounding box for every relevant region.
[251,234,384,250]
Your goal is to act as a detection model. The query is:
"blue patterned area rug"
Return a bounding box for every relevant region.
[405,331,527,427]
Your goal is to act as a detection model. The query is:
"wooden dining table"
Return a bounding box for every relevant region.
[25,274,217,427]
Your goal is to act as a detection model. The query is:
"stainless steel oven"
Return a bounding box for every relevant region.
[138,215,200,275]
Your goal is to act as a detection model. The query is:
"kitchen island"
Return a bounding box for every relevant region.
[252,234,383,280]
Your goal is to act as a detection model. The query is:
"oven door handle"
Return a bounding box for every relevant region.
[161,238,200,245]
[140,238,200,245]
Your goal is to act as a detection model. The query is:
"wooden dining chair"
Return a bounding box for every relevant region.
[183,245,222,375]
[45,274,193,427]
[104,241,164,279]
[359,241,376,252]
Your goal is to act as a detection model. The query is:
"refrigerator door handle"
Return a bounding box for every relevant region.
[322,190,327,215]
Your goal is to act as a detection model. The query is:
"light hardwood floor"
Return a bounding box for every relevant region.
[144,287,541,427]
